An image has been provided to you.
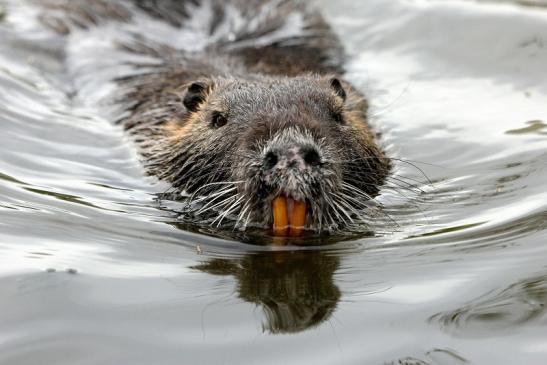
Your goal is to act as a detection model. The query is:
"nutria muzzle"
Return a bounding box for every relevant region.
[261,135,321,236]
[239,127,340,236]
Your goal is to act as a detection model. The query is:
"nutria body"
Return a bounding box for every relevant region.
[33,0,391,235]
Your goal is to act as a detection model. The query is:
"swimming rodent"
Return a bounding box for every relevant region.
[34,0,391,236]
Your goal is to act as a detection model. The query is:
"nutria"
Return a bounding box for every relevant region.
[33,0,391,236]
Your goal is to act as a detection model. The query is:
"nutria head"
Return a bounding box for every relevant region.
[156,74,390,235]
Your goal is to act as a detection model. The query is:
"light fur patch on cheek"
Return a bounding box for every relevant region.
[165,113,201,141]
[346,111,366,131]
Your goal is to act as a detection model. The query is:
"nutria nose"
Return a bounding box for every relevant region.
[300,146,321,166]
[263,151,279,170]
[263,146,321,170]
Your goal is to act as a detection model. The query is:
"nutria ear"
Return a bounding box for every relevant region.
[183,81,209,112]
[329,77,346,101]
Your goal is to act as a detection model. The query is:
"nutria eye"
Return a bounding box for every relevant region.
[332,111,344,124]
[211,112,228,128]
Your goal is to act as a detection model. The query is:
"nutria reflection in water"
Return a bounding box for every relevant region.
[193,251,340,333]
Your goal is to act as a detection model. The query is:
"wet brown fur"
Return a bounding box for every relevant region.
[36,0,392,233]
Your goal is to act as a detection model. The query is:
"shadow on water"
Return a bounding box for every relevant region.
[193,250,341,334]
[430,272,547,337]
[0,172,27,185]
[505,120,547,135]
[384,347,469,365]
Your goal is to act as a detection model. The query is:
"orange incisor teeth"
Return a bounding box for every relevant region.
[272,196,307,237]
[272,196,289,236]
[289,200,307,237]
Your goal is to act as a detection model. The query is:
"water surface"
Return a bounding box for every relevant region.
[0,0,546,364]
